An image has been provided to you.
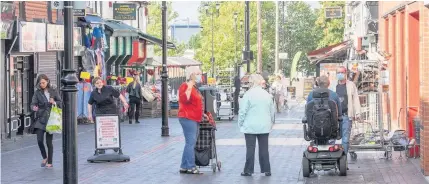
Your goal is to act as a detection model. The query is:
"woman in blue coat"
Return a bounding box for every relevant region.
[238,74,275,177]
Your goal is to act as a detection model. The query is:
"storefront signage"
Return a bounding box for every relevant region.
[125,37,132,55]
[113,3,137,20]
[73,9,86,17]
[95,115,120,149]
[117,37,124,55]
[325,7,342,19]
[73,27,82,47]
[1,2,14,39]
[138,41,144,58]
[47,24,64,51]
[19,22,46,52]
[110,37,117,56]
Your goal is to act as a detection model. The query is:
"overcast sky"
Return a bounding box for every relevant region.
[172,1,321,24]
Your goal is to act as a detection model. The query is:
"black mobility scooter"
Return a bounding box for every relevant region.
[301,88,347,177]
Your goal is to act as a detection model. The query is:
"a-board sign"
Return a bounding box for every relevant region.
[95,115,120,149]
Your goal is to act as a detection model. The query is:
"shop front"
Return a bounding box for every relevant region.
[5,21,47,138]
[77,15,109,80]
[103,20,139,78]
[1,1,15,139]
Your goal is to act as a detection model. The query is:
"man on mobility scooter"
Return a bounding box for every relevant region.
[302,76,347,177]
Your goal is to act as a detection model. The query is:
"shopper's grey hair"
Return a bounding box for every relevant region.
[249,74,264,88]
[318,75,330,88]
[185,66,202,80]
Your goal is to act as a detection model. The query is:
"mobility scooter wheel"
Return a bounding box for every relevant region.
[338,155,347,176]
[302,157,311,177]
[350,152,357,161]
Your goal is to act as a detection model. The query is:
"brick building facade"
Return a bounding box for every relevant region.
[378,1,429,175]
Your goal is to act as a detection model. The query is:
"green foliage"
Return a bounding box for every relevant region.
[281,1,322,77]
[315,1,345,49]
[188,33,202,49]
[193,2,277,74]
[146,2,185,56]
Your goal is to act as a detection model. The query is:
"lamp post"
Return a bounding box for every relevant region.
[205,2,220,78]
[244,1,252,73]
[62,1,79,183]
[161,1,169,137]
[234,12,238,74]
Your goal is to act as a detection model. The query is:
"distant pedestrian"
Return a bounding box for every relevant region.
[31,74,62,168]
[87,77,129,122]
[126,71,143,124]
[271,75,284,113]
[178,66,207,174]
[238,74,274,177]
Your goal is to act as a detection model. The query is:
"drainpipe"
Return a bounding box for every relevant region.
[137,2,143,30]
[100,1,103,17]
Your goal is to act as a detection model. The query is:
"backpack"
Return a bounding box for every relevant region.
[306,89,339,140]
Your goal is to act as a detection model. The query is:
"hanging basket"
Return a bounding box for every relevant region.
[147,69,154,76]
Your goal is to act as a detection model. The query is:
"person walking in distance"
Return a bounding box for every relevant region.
[239,74,275,177]
[31,74,62,168]
[127,71,143,124]
[271,75,284,113]
[336,66,361,167]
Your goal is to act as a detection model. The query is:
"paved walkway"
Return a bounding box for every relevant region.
[1,102,428,184]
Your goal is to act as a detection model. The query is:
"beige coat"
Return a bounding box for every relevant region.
[344,80,361,117]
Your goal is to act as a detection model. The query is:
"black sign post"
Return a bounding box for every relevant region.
[113,3,137,20]
[325,7,343,19]
[87,114,130,163]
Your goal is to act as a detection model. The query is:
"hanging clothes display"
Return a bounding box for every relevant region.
[77,81,93,123]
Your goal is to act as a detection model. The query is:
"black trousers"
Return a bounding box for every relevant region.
[234,91,239,114]
[244,133,271,173]
[36,128,53,164]
[128,96,141,121]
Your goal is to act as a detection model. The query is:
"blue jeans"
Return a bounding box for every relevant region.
[179,118,198,169]
[341,115,352,154]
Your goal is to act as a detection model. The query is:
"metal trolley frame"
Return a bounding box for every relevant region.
[343,60,392,160]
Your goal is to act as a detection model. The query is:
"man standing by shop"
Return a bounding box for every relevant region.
[336,66,361,160]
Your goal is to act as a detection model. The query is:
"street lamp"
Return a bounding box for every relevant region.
[205,2,220,77]
[233,12,239,74]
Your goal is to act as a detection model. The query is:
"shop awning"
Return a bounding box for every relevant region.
[78,15,104,24]
[307,41,350,65]
[104,20,139,37]
[105,20,175,49]
[147,56,201,67]
[138,31,176,49]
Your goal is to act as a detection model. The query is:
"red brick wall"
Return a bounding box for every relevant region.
[380,1,429,175]
[12,1,58,23]
[419,3,429,175]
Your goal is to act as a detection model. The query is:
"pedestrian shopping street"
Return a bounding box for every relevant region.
[1,101,427,184]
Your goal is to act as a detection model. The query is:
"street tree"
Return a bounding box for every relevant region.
[281,1,322,76]
[315,1,345,49]
[147,2,186,56]
[194,1,276,73]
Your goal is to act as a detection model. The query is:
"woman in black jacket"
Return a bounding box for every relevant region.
[31,74,62,168]
[126,71,143,124]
